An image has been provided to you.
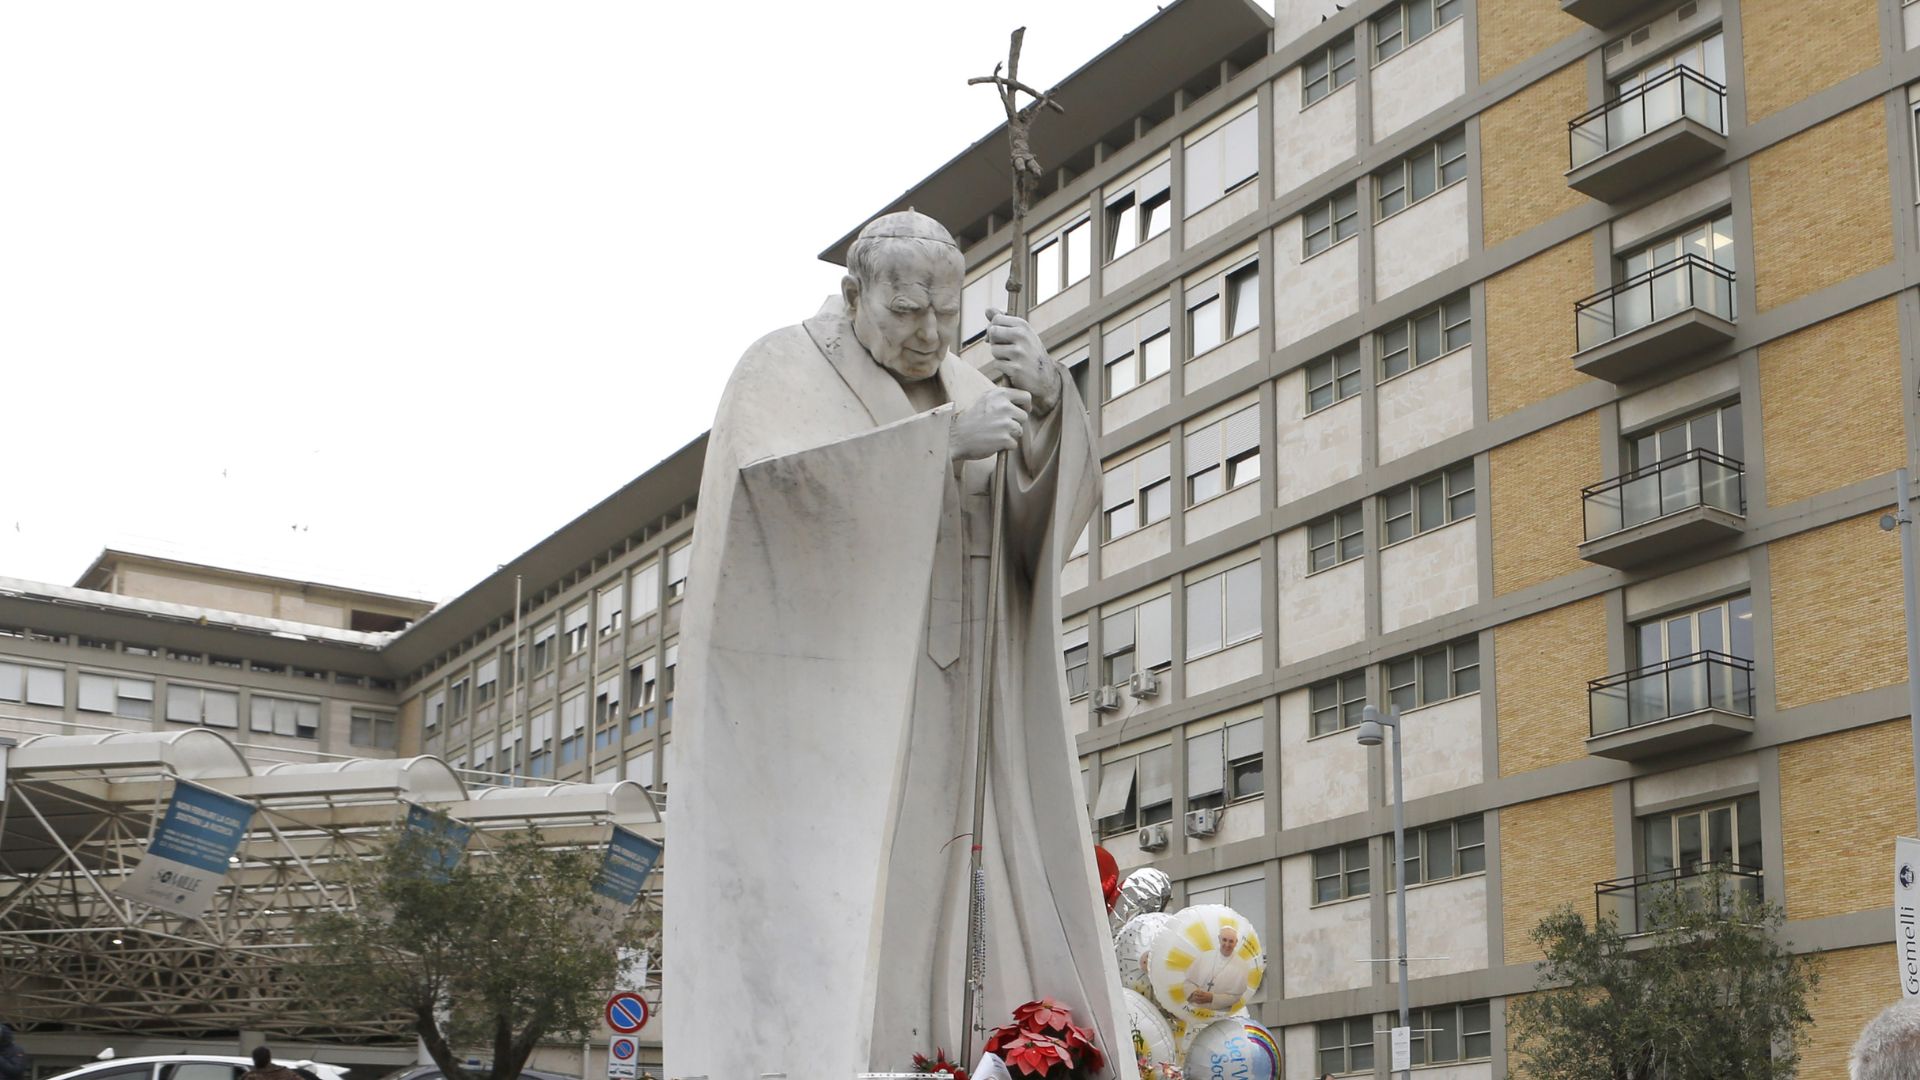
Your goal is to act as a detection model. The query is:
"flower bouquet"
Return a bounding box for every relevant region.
[983,998,1107,1078]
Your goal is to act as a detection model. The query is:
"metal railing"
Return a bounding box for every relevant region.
[1569,65,1728,169]
[1575,253,1736,351]
[1589,650,1755,737]
[1582,448,1745,540]
[1595,862,1763,934]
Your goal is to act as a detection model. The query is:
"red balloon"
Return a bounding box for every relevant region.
[1094,845,1120,912]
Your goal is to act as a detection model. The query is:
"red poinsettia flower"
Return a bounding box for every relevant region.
[1060,1023,1105,1072]
[1012,997,1075,1033]
[984,1021,1025,1056]
[998,1032,1074,1077]
[910,1049,969,1079]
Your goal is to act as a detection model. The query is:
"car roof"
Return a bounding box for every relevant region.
[51,1057,346,1080]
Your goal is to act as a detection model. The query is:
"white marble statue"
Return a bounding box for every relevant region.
[664,211,1134,1079]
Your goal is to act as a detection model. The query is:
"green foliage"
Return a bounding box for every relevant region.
[295,821,649,1080]
[1507,868,1818,1080]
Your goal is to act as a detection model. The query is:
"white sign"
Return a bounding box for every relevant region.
[606,1035,638,1079]
[1898,837,1920,999]
[1390,1026,1412,1071]
[118,780,253,919]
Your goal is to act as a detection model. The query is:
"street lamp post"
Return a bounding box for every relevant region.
[1358,704,1410,1080]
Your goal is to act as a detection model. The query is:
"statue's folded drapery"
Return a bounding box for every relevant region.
[665,298,1133,1080]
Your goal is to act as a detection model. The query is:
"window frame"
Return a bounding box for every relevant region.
[1063,625,1090,700]
[1317,1016,1379,1076]
[1101,594,1173,688]
[1377,291,1471,380]
[1184,560,1263,661]
[1184,403,1262,506]
[1305,343,1363,414]
[1103,302,1174,401]
[1303,187,1359,259]
[1307,505,1365,574]
[1374,130,1468,220]
[1313,839,1372,904]
[1380,461,1476,545]
[1301,35,1358,107]
[1392,814,1488,888]
[1104,160,1173,263]
[1102,444,1173,541]
[1384,636,1481,713]
[1030,213,1093,305]
[1407,1000,1493,1066]
[1372,0,1463,64]
[1310,671,1369,738]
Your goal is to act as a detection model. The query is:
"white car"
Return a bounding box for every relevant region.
[48,1056,350,1080]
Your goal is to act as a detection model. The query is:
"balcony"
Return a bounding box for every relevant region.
[1587,650,1754,760]
[1573,254,1736,383]
[1595,863,1763,934]
[1579,449,1746,568]
[1567,68,1728,203]
[1561,0,1657,27]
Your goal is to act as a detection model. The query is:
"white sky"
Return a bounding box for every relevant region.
[0,2,1274,604]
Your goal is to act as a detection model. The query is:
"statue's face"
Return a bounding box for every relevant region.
[845,242,963,382]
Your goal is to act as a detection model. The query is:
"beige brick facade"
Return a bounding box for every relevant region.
[1802,945,1898,1079]
[1496,596,1609,777]
[1490,411,1602,596]
[1750,103,1893,312]
[1485,237,1595,420]
[1770,515,1907,711]
[1741,0,1883,124]
[1760,299,1905,508]
[1479,61,1588,250]
[1477,0,1587,84]
[1500,786,1615,964]
[1780,721,1915,922]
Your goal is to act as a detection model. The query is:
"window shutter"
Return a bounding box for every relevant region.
[1225,562,1262,644]
[1186,421,1223,477]
[1103,464,1133,510]
[24,666,62,706]
[1227,718,1263,762]
[1187,729,1226,797]
[563,604,589,635]
[0,662,19,703]
[1224,405,1261,459]
[1138,444,1172,486]
[1102,610,1135,655]
[477,658,499,685]
[1223,109,1259,189]
[532,708,555,745]
[1139,747,1174,807]
[1138,595,1173,670]
[1093,758,1138,820]
[1140,302,1172,340]
[167,685,200,723]
[1139,161,1172,201]
[78,673,115,713]
[1186,276,1223,310]
[204,690,237,728]
[1187,577,1223,658]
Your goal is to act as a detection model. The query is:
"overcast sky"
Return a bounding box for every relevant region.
[0,2,1278,604]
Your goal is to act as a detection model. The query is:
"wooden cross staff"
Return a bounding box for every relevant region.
[959,27,1065,1069]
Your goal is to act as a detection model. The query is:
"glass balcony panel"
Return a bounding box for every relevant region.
[1628,671,1667,727]
[1589,652,1756,736]
[1668,660,1707,716]
[1592,681,1630,735]
[1571,114,1610,168]
[1658,457,1700,516]
[1586,485,1625,537]
[1642,74,1682,132]
[1619,471,1663,529]
[1614,279,1656,337]
[1576,301,1617,351]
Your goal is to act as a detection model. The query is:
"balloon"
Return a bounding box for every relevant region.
[1146,904,1267,1022]
[1096,845,1121,912]
[1122,988,1178,1076]
[1113,866,1174,923]
[1114,912,1175,996]
[1182,1017,1281,1080]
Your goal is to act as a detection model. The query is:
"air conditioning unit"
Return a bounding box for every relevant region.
[1137,823,1170,852]
[1127,670,1161,700]
[1185,806,1221,838]
[1092,686,1124,712]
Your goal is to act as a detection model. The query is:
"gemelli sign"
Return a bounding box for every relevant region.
[118,780,254,919]
[1899,837,1920,1000]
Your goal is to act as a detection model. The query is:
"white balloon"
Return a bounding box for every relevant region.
[1146,904,1268,1023]
[1114,912,1175,996]
[1122,987,1178,1074]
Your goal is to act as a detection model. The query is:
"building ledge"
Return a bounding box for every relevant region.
[1572,307,1736,383]
[1567,119,1727,203]
[1587,708,1753,761]
[1578,503,1745,569]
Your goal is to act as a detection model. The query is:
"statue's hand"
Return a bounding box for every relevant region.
[980,308,1062,417]
[950,386,1032,462]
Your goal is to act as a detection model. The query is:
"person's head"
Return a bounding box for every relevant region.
[251,1047,271,1068]
[1217,925,1239,957]
[1853,1000,1920,1080]
[842,211,965,384]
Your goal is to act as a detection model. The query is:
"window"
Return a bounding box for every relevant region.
[1031,215,1092,304]
[1374,129,1467,218]
[666,544,692,600]
[1381,461,1476,543]
[1634,594,1754,666]
[1061,344,1092,406]
[1302,36,1357,106]
[1186,562,1262,660]
[1185,405,1261,504]
[1102,595,1173,687]
[250,695,320,739]
[447,677,469,716]
[559,692,587,766]
[1318,1016,1377,1076]
[1615,213,1737,335]
[1393,814,1487,886]
[961,261,1013,344]
[626,749,656,788]
[1643,793,1763,876]
[424,690,445,732]
[475,657,499,705]
[1385,637,1480,711]
[1314,840,1371,903]
[598,582,624,637]
[162,1063,241,1080]
[631,562,661,619]
[1093,744,1174,835]
[562,603,589,657]
[528,749,552,778]
[350,711,398,749]
[1630,594,1755,717]
[1378,291,1470,378]
[1310,671,1368,737]
[1183,107,1259,216]
[1627,400,1743,471]
[531,620,556,671]
[77,673,154,719]
[1373,0,1462,63]
[164,685,238,729]
[0,660,64,707]
[1308,506,1364,573]
[1187,717,1264,811]
[1408,1001,1492,1065]
[627,655,659,734]
[1063,627,1090,699]
[1105,161,1172,261]
[1102,445,1172,541]
[1103,303,1172,399]
[1303,188,1358,257]
[1305,343,1362,414]
[595,674,621,727]
[1187,261,1259,358]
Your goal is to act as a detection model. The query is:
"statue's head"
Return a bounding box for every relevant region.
[843,210,965,382]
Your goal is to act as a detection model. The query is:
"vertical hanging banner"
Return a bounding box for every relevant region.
[118,780,254,919]
[403,802,473,881]
[0,739,12,804]
[1897,836,1920,999]
[592,826,662,906]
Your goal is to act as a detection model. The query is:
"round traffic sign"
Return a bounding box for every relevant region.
[606,990,649,1033]
[609,1037,636,1061]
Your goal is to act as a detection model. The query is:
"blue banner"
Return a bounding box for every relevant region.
[118,780,255,918]
[403,803,473,881]
[593,826,661,905]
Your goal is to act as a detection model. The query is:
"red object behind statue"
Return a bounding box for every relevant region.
[1094,845,1119,912]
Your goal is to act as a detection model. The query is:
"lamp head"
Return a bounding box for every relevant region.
[1357,705,1385,746]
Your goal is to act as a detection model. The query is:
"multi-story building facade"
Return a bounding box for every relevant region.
[7,0,1920,1075]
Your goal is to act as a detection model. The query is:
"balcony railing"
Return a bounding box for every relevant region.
[1569,66,1728,170]
[1583,449,1745,541]
[1595,863,1763,935]
[1576,253,1735,353]
[1590,650,1754,738]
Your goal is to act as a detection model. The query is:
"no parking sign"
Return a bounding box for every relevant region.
[607,1035,638,1080]
[606,989,649,1032]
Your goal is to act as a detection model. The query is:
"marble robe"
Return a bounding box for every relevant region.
[664,298,1135,1080]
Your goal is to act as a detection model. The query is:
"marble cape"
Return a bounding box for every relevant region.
[664,297,1135,1079]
